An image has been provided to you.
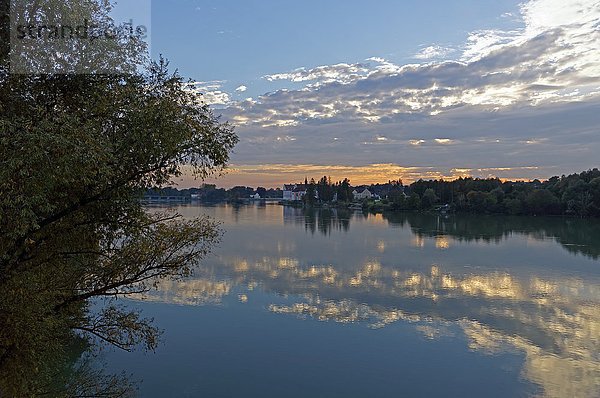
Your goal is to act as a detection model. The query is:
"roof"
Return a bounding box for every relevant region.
[284,183,308,191]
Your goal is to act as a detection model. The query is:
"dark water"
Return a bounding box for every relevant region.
[106,204,600,397]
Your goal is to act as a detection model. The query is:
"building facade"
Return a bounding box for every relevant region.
[283,184,308,201]
[353,188,373,200]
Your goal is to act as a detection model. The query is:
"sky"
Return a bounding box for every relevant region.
[128,0,599,187]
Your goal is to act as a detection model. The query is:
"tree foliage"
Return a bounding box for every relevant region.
[405,170,600,217]
[0,1,237,395]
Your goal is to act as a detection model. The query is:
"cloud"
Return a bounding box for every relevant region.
[521,0,600,34]
[460,29,519,61]
[226,0,599,127]
[276,135,297,142]
[185,81,231,105]
[414,45,455,60]
[235,85,247,92]
[263,62,371,85]
[224,97,600,185]
[211,0,600,183]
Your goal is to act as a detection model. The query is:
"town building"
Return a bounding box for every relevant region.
[353,188,373,200]
[283,184,308,201]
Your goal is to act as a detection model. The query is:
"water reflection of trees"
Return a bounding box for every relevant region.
[381,212,600,259]
[282,206,600,258]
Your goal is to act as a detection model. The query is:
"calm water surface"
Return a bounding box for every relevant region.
[106,203,600,397]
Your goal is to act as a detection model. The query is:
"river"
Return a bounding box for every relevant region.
[105,203,600,397]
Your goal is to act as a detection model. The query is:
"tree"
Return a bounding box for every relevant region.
[589,177,600,216]
[466,191,500,213]
[491,187,505,202]
[228,186,253,200]
[504,198,523,215]
[256,186,267,198]
[563,179,593,217]
[304,179,317,206]
[316,175,334,202]
[336,178,352,202]
[389,191,407,210]
[0,1,237,394]
[407,192,421,210]
[525,189,560,215]
[421,188,438,209]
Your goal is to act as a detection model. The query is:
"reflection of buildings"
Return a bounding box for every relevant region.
[283,205,352,235]
[282,205,304,225]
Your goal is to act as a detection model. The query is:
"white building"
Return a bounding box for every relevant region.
[353,189,373,200]
[283,184,307,201]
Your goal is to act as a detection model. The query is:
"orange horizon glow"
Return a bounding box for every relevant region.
[170,163,552,189]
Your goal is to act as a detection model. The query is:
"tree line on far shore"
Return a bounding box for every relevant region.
[397,168,600,217]
[152,168,600,217]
